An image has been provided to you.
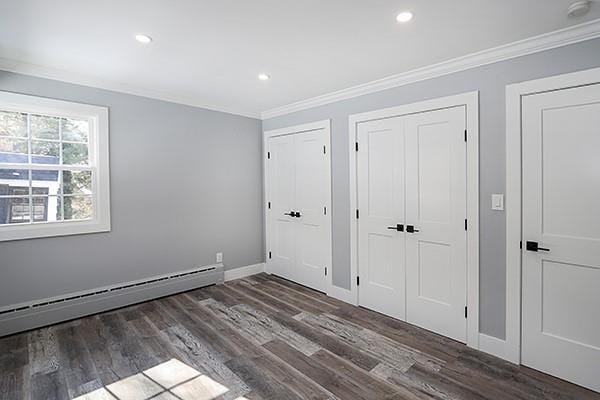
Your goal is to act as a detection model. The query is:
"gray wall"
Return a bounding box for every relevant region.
[263,38,600,340]
[0,71,264,308]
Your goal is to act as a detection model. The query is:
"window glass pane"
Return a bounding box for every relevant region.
[0,196,30,224]
[32,195,61,222]
[63,195,93,220]
[0,111,27,138]
[0,169,30,196]
[0,137,28,163]
[30,114,59,140]
[62,118,89,142]
[62,142,89,165]
[62,170,92,195]
[31,140,60,164]
[31,170,60,196]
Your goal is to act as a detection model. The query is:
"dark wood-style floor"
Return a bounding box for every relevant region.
[1,273,598,400]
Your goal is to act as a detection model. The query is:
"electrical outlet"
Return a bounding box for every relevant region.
[216,252,223,263]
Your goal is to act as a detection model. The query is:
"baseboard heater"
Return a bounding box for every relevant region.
[0,264,224,337]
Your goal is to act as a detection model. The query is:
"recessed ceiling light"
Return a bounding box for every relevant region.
[135,34,153,44]
[568,0,591,17]
[396,11,414,23]
[258,73,271,81]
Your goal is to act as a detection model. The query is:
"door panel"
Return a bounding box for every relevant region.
[405,106,467,343]
[294,130,329,292]
[357,117,406,320]
[522,84,600,392]
[268,135,296,279]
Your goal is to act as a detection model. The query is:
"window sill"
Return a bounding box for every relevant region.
[0,219,111,242]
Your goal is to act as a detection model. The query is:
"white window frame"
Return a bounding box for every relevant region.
[0,91,110,241]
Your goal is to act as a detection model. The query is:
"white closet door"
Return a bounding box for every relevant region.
[293,130,329,292]
[405,106,467,343]
[357,117,406,320]
[268,134,296,280]
[521,84,600,392]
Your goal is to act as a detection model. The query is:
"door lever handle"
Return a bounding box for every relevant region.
[526,241,550,252]
[406,225,419,233]
[387,224,404,232]
[284,212,294,217]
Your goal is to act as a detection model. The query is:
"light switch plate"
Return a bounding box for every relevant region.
[216,252,223,263]
[491,194,504,211]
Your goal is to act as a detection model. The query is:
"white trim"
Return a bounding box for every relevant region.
[505,66,600,365]
[348,92,480,349]
[479,333,510,362]
[0,91,111,242]
[327,285,357,305]
[263,120,333,294]
[0,58,260,119]
[261,20,600,119]
[224,263,266,282]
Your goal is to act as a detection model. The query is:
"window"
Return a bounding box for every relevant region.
[0,92,110,241]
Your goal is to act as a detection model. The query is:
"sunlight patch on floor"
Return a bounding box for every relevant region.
[73,359,230,400]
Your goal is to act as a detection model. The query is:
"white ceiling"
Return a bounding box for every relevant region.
[1,0,599,118]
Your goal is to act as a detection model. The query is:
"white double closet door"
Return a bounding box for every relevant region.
[267,130,330,293]
[357,106,467,343]
[521,83,600,392]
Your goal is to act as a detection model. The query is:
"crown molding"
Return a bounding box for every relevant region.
[0,58,261,119]
[261,19,600,120]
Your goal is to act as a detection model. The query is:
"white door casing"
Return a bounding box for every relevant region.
[520,84,600,392]
[264,120,332,294]
[405,106,467,343]
[357,117,406,320]
[349,92,479,349]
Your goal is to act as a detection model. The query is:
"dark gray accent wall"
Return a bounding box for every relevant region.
[263,38,600,340]
[0,71,263,308]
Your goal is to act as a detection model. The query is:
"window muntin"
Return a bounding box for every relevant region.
[0,111,94,226]
[0,92,109,241]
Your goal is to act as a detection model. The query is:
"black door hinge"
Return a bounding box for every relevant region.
[357,276,360,286]
[355,142,359,151]
[324,267,327,276]
[356,209,359,219]
[464,219,468,231]
[465,306,468,318]
[267,152,271,159]
[323,145,326,154]
[268,202,271,209]
[268,251,272,259]
[324,206,327,215]
[464,129,467,142]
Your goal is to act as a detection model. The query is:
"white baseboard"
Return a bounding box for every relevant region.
[224,263,265,282]
[327,285,357,306]
[479,333,514,363]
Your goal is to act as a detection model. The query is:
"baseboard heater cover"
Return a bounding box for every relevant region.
[0,264,224,337]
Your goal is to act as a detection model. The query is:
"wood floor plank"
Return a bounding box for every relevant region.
[311,349,399,399]
[331,305,462,363]
[228,282,304,316]
[300,312,443,373]
[4,273,599,400]
[29,370,69,400]
[264,339,396,400]
[225,355,304,400]
[224,282,381,371]
[55,324,101,398]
